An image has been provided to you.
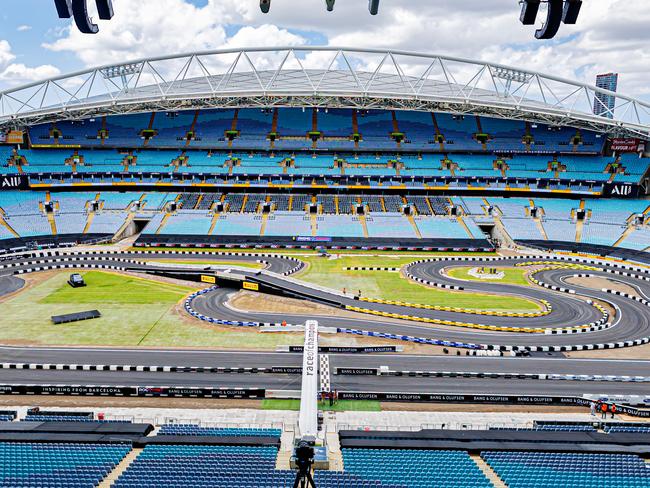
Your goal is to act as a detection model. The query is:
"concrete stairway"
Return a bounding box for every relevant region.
[98,448,142,488]
[325,429,344,471]
[470,453,507,488]
[275,431,295,470]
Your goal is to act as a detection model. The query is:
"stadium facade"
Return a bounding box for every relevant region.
[0,47,648,260]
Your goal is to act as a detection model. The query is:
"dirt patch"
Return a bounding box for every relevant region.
[566,275,638,296]
[227,290,360,318]
[566,342,650,360]
[0,396,263,410]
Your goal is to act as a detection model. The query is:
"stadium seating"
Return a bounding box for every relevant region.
[0,190,647,255]
[158,425,282,437]
[605,425,650,434]
[0,442,130,488]
[112,444,296,488]
[265,212,311,236]
[482,451,650,488]
[314,448,493,488]
[158,211,212,235]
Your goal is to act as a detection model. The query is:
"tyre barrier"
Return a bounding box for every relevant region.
[183,286,299,328]
[131,249,305,276]
[344,305,545,333]
[14,263,127,275]
[343,267,400,272]
[358,296,553,318]
[0,363,301,374]
[372,370,650,383]
[414,254,650,275]
[0,255,146,271]
[335,327,482,350]
[2,248,305,276]
[404,267,464,291]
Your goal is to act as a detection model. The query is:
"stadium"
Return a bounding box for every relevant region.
[0,46,650,487]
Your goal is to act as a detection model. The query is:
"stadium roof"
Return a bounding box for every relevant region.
[1,47,649,139]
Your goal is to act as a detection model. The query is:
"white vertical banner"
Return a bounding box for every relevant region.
[299,320,319,438]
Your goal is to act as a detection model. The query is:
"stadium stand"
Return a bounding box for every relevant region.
[158,425,282,438]
[316,448,493,488]
[481,451,650,488]
[112,444,295,488]
[0,442,131,487]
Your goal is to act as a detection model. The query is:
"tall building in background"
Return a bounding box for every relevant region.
[593,73,619,119]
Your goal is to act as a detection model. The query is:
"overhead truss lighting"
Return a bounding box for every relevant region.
[99,63,142,92]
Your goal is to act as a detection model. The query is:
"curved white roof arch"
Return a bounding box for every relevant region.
[1,46,649,139]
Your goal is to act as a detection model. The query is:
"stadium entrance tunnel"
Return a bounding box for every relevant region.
[114,217,150,241]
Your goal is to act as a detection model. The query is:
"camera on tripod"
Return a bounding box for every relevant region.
[293,437,317,488]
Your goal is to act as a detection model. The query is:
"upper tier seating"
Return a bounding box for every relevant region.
[148,111,195,147]
[0,441,130,488]
[355,110,395,150]
[25,109,611,156]
[179,109,232,149]
[482,450,650,488]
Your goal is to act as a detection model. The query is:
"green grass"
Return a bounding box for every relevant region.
[40,271,193,304]
[262,399,382,412]
[446,266,531,287]
[0,271,302,349]
[295,256,539,311]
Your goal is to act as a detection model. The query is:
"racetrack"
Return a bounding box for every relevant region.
[2,247,650,400]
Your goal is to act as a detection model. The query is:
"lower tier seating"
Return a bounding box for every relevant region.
[157,425,282,437]
[112,444,295,488]
[314,448,494,488]
[482,451,650,488]
[0,442,130,488]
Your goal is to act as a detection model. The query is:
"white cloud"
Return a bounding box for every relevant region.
[0,63,60,83]
[16,25,32,32]
[30,0,650,98]
[0,40,60,86]
[43,0,303,69]
[0,41,16,66]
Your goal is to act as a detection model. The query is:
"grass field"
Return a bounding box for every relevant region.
[262,399,382,412]
[0,271,302,349]
[446,266,531,287]
[295,256,539,311]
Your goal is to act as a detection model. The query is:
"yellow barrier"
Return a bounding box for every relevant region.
[358,297,552,317]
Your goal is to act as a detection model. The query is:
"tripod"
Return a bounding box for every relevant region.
[292,462,316,488]
[292,441,317,488]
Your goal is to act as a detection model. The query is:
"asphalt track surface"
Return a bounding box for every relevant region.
[192,260,649,349]
[1,249,650,397]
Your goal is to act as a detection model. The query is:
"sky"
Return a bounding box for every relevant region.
[0,0,648,100]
